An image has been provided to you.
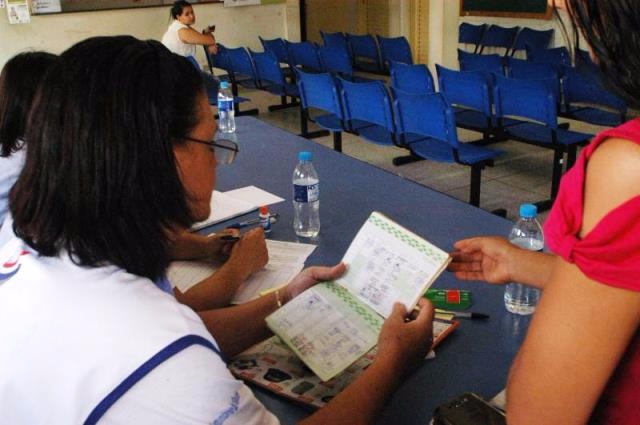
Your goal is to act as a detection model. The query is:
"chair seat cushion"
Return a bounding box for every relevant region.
[355,124,395,146]
[564,106,623,127]
[454,108,522,131]
[314,114,343,132]
[405,133,503,164]
[505,122,592,147]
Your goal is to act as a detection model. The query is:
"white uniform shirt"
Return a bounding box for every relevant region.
[0,236,278,425]
[162,20,197,58]
[0,147,25,224]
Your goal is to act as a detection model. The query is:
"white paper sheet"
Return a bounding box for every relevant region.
[167,240,316,303]
[191,190,256,231]
[223,185,284,208]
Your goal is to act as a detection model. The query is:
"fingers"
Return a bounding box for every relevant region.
[414,299,434,326]
[304,262,347,282]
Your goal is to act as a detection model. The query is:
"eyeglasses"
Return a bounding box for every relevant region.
[184,136,239,165]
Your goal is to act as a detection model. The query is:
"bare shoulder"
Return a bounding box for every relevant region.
[582,137,640,235]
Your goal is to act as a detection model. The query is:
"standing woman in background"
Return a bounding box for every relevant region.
[0,51,57,226]
[162,0,218,57]
[449,1,640,424]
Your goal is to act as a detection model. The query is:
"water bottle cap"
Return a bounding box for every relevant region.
[219,81,229,89]
[298,151,312,161]
[520,203,538,218]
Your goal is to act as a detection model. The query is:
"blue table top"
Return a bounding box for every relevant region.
[212,116,531,424]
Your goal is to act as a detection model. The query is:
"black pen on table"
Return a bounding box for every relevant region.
[228,213,279,229]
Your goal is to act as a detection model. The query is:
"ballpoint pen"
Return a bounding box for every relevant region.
[229,213,279,229]
[435,308,490,320]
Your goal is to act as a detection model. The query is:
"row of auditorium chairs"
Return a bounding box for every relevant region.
[296,61,594,210]
[459,23,553,57]
[457,48,628,128]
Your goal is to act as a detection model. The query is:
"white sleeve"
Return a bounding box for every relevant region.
[99,344,279,425]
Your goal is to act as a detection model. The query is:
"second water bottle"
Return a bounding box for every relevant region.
[292,151,320,238]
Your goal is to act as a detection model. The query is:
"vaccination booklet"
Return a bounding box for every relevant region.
[262,211,452,382]
[229,318,458,408]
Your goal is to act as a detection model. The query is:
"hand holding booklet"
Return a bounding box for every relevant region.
[263,212,452,381]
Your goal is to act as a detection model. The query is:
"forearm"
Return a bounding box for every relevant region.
[168,231,212,261]
[179,28,216,46]
[508,250,556,289]
[300,356,405,425]
[197,291,282,357]
[174,260,248,310]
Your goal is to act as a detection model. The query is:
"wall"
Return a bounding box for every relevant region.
[0,1,299,68]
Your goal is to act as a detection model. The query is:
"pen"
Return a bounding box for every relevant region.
[435,309,490,320]
[229,213,279,229]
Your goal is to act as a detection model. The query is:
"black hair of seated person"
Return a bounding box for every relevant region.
[10,36,205,281]
[0,51,58,157]
[561,0,640,108]
[170,0,192,20]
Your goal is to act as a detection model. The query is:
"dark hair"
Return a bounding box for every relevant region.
[10,36,205,281]
[170,0,192,19]
[0,51,57,157]
[562,0,640,108]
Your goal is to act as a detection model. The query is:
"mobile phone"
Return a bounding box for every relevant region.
[208,24,216,32]
[433,393,506,425]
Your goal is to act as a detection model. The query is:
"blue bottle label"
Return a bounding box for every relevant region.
[294,183,319,202]
[217,98,231,112]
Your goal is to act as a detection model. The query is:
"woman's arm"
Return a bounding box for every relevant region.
[178,27,216,46]
[449,236,556,289]
[507,138,640,424]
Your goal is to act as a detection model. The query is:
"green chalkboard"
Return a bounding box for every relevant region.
[460,0,551,19]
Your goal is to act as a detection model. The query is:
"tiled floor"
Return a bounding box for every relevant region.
[231,84,609,224]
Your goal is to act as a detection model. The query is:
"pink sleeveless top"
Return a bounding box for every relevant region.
[544,119,640,425]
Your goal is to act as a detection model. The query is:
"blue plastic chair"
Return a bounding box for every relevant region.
[226,46,262,90]
[458,23,486,54]
[250,49,300,112]
[320,31,349,51]
[493,75,593,209]
[458,49,504,75]
[510,28,553,56]
[202,45,257,116]
[338,77,397,146]
[376,35,413,72]
[347,33,383,74]
[478,25,520,56]
[393,91,504,207]
[389,61,434,95]
[285,40,323,72]
[505,57,562,103]
[561,65,627,127]
[296,69,344,151]
[526,46,571,66]
[436,64,519,143]
[259,37,290,65]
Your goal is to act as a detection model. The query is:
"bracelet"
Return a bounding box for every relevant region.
[274,289,283,308]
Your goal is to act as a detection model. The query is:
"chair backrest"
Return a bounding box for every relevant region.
[338,77,394,132]
[205,44,231,74]
[318,45,354,77]
[390,61,434,94]
[526,46,571,66]
[320,31,349,50]
[347,33,380,62]
[505,57,561,101]
[250,49,286,86]
[286,40,323,71]
[458,23,486,51]
[185,55,201,71]
[226,46,258,79]
[563,65,627,112]
[511,28,553,54]
[436,64,493,117]
[493,75,557,128]
[479,25,520,54]
[259,36,290,64]
[296,69,343,118]
[458,49,504,75]
[394,91,459,149]
[377,35,413,68]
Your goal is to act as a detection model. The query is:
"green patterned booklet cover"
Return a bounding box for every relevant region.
[264,211,451,382]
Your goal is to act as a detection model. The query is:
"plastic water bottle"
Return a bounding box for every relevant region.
[217,81,235,133]
[504,204,544,315]
[293,151,320,238]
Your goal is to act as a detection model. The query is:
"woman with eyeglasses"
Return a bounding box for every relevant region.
[0,36,434,424]
[449,1,640,423]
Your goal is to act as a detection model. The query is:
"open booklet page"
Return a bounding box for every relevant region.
[265,212,451,381]
[230,319,458,408]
